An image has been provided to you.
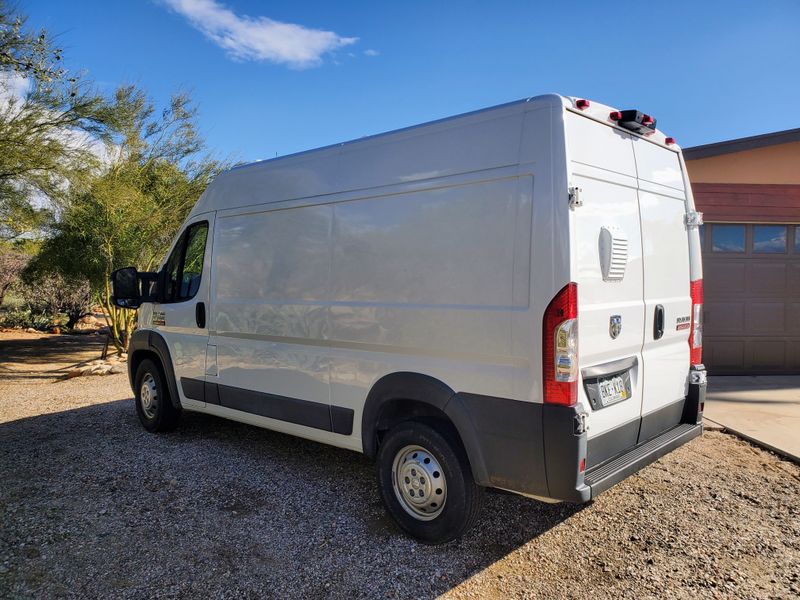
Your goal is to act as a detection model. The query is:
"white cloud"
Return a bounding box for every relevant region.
[364,49,379,57]
[0,72,31,106]
[161,0,357,68]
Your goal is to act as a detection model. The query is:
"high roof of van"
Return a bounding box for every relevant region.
[190,94,674,217]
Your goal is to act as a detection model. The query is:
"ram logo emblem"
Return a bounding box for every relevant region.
[609,315,622,339]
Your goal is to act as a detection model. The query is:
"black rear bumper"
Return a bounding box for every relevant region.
[443,367,706,503]
[549,365,707,503]
[584,422,702,497]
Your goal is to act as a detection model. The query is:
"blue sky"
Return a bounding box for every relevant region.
[22,0,800,162]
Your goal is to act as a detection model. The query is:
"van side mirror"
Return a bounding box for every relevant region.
[110,267,159,309]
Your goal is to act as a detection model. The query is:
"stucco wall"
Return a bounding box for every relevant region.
[685,141,800,184]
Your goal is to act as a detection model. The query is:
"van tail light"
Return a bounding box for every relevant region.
[689,279,703,365]
[543,283,578,406]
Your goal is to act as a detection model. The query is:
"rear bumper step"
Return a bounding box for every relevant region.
[584,422,702,497]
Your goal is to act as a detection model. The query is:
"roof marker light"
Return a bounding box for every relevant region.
[576,99,590,110]
[665,137,676,145]
[642,114,654,125]
[609,111,622,121]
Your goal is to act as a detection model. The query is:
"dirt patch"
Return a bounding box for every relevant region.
[1,334,798,599]
[0,330,109,386]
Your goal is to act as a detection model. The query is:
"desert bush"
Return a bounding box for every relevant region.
[20,273,93,329]
[0,307,52,330]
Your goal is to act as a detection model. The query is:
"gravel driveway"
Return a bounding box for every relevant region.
[1,332,799,599]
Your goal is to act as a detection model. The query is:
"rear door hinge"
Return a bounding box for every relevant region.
[684,210,703,229]
[574,412,589,435]
[568,186,583,210]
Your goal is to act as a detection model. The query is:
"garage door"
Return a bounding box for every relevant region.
[702,223,800,374]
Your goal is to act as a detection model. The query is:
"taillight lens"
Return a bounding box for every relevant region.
[543,283,578,406]
[689,279,703,365]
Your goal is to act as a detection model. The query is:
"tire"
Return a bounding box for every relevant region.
[134,358,181,432]
[376,420,484,544]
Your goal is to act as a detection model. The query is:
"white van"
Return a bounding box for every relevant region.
[112,94,706,544]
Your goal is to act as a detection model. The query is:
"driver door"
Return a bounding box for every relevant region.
[151,213,214,408]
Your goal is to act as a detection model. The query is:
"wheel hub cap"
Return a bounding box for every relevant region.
[140,373,158,419]
[391,445,447,521]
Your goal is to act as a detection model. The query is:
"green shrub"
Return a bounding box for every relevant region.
[0,308,53,330]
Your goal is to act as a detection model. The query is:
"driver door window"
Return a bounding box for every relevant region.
[163,221,209,303]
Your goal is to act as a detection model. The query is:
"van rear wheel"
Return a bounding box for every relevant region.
[376,421,483,544]
[134,358,181,432]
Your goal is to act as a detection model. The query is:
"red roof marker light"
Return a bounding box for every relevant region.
[609,111,622,121]
[665,137,676,145]
[576,99,590,110]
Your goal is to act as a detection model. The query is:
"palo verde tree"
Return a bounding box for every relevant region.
[0,1,118,240]
[29,86,226,352]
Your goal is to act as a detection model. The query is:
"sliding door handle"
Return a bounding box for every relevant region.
[195,302,206,329]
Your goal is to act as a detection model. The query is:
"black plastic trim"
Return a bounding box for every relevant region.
[638,398,685,444]
[361,372,454,458]
[127,329,182,410]
[204,380,221,405]
[683,367,706,425]
[360,374,550,496]
[586,417,639,470]
[213,382,353,435]
[330,405,355,436]
[445,393,547,496]
[585,397,687,470]
[542,403,590,502]
[585,423,702,497]
[181,377,205,402]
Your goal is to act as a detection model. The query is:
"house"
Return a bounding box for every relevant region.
[684,129,800,374]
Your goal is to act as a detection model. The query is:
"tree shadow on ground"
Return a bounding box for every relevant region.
[0,334,107,377]
[0,397,585,599]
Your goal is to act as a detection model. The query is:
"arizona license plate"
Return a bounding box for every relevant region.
[598,375,627,406]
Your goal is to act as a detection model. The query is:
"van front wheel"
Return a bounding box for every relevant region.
[376,421,484,544]
[134,359,181,432]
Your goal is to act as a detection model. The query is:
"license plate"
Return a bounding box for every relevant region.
[598,375,627,407]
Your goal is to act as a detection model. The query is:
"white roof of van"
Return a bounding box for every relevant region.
[190,94,673,217]
[190,94,566,217]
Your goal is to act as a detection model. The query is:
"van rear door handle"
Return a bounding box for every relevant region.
[653,304,664,340]
[195,302,206,329]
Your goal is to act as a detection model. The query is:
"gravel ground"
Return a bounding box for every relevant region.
[1,332,799,599]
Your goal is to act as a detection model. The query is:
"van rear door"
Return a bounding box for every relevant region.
[632,139,691,439]
[566,110,693,466]
[566,112,646,455]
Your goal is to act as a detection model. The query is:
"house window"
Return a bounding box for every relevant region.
[752,225,787,254]
[711,224,745,253]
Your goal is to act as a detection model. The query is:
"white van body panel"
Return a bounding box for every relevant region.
[191,99,566,452]
[131,94,703,499]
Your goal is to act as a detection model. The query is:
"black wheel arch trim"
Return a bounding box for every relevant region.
[128,329,182,410]
[361,372,511,490]
[361,372,455,459]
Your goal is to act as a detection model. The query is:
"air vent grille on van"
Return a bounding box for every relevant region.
[599,226,628,282]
